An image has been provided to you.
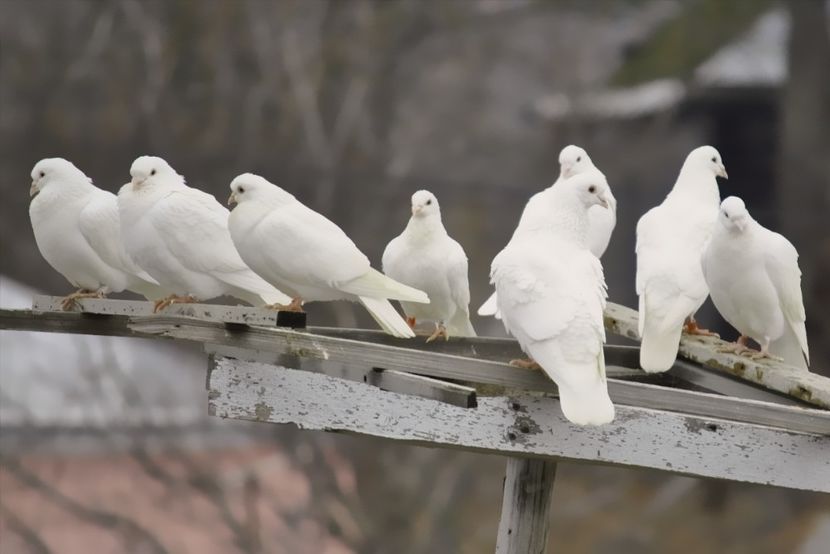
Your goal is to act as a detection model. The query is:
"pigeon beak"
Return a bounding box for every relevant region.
[29,181,39,198]
[131,176,146,187]
[411,205,423,216]
[228,192,238,207]
[717,165,728,179]
[597,192,610,210]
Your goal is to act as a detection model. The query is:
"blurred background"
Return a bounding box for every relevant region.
[1,0,828,552]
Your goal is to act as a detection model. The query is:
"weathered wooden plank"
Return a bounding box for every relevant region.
[31,295,306,328]
[2,309,828,433]
[200,340,830,436]
[6,303,810,409]
[365,369,477,409]
[208,358,830,492]
[12,300,806,406]
[208,347,477,408]
[496,458,556,554]
[604,302,830,409]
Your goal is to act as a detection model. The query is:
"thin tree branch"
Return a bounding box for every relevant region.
[0,456,170,554]
[0,501,54,554]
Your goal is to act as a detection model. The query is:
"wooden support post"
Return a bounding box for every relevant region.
[496,457,557,554]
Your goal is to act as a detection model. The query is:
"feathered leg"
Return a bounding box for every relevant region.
[683,316,719,337]
[60,289,106,311]
[264,297,304,312]
[717,334,752,354]
[153,294,197,313]
[509,358,541,370]
[746,337,783,362]
[425,322,448,343]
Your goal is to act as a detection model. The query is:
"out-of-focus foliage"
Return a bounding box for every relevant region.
[612,0,776,85]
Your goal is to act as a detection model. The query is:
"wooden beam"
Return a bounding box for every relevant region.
[604,302,830,409]
[2,309,829,433]
[204,343,830,435]
[365,369,477,409]
[207,347,477,408]
[31,295,306,328]
[208,357,830,492]
[496,458,556,554]
[16,298,830,408]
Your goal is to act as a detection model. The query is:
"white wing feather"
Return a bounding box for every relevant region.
[493,240,612,425]
[763,229,809,365]
[149,188,289,304]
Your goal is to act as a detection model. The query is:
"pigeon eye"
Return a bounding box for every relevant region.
[426,199,432,205]
[711,157,716,163]
[39,171,45,178]
[150,169,156,176]
[238,186,245,193]
[588,185,596,193]
[577,156,582,162]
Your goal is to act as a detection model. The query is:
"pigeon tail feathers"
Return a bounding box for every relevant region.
[358,296,416,338]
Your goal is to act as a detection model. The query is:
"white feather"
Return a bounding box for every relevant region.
[382,190,476,338]
[702,196,809,370]
[636,146,724,372]
[479,145,616,318]
[227,173,427,337]
[118,156,290,306]
[490,170,614,426]
[29,158,166,300]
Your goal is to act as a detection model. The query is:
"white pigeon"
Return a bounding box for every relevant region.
[490,168,614,426]
[226,173,430,338]
[382,190,476,341]
[478,145,616,317]
[702,197,809,370]
[635,145,727,373]
[28,158,166,309]
[118,156,291,312]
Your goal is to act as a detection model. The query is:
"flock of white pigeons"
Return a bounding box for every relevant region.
[28,145,810,426]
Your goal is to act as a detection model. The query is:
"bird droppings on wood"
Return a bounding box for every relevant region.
[514,415,542,437]
[683,418,722,434]
[788,386,813,402]
[253,402,273,422]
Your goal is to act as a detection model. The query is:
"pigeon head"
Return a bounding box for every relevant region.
[410,190,440,218]
[558,145,592,179]
[228,173,295,208]
[719,196,750,232]
[30,158,90,198]
[130,156,179,189]
[684,146,728,179]
[559,169,611,210]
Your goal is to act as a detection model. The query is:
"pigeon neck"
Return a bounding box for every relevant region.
[45,179,94,203]
[405,214,446,241]
[515,192,589,247]
[667,168,720,207]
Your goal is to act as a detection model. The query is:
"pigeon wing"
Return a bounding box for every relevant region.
[763,229,809,364]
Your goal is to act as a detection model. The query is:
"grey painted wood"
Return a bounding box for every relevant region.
[2,309,829,434]
[203,343,830,435]
[207,347,477,408]
[496,458,556,554]
[22,298,827,408]
[604,302,830,409]
[365,369,477,408]
[208,357,830,492]
[32,295,283,326]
